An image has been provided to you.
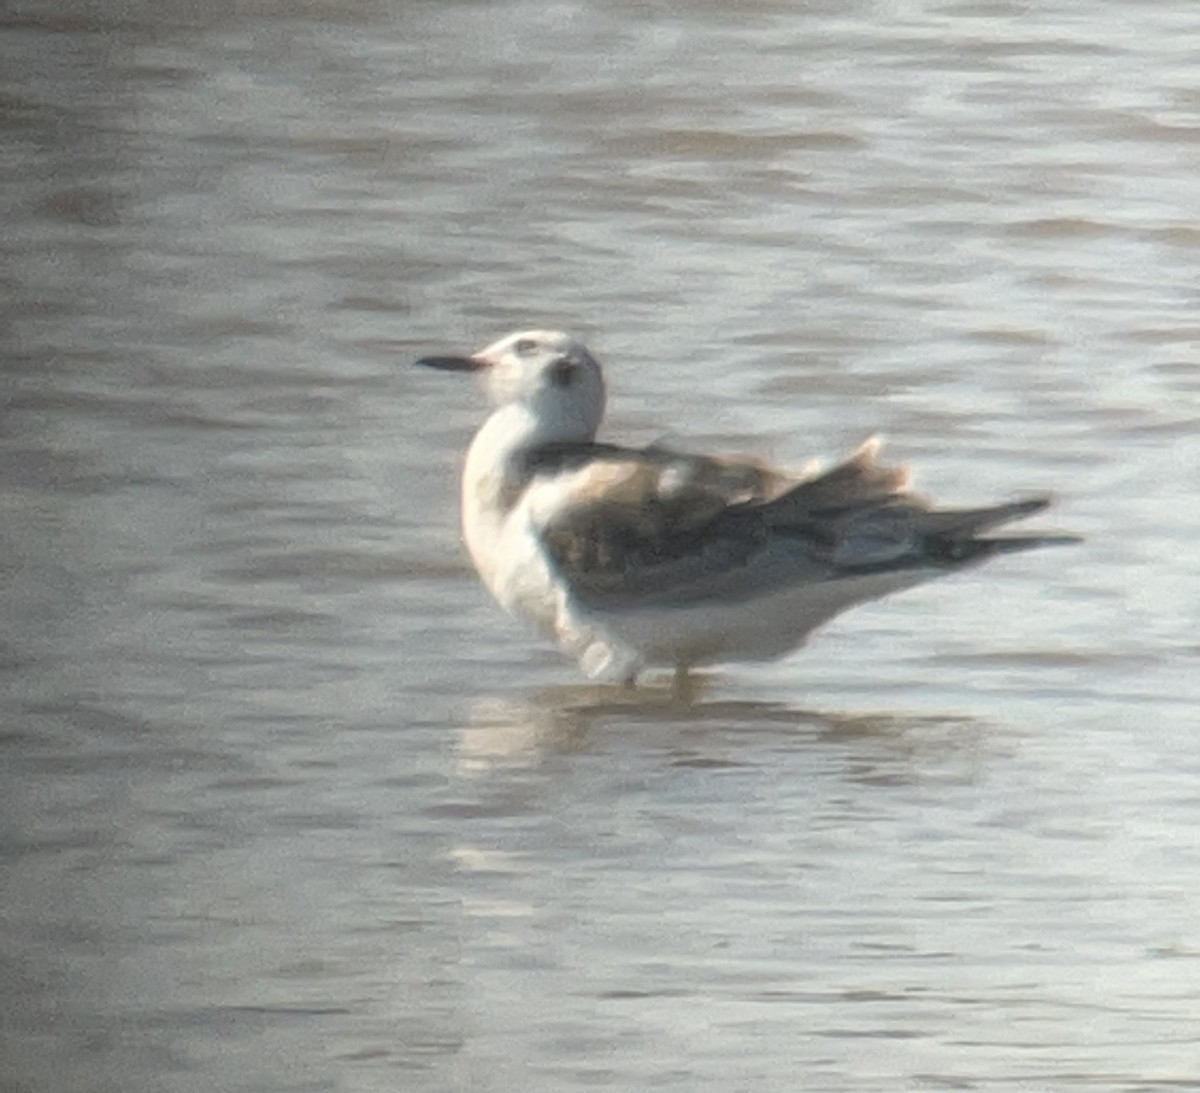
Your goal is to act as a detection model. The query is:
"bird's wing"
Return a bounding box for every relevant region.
[527,438,1069,609]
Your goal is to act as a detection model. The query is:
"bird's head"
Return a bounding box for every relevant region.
[418,329,607,443]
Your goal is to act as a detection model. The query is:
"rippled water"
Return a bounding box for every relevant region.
[3,1,1199,1090]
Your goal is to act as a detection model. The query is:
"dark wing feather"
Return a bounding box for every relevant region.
[530,442,780,596]
[532,438,1073,608]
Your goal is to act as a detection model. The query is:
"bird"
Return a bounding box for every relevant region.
[417,329,1076,687]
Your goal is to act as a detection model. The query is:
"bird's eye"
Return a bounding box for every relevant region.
[514,338,537,354]
[549,358,576,388]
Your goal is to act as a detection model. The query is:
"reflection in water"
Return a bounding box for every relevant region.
[455,682,984,787]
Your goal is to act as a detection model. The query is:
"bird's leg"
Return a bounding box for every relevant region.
[671,664,696,704]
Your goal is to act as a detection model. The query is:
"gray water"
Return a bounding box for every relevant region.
[3,1,1199,1090]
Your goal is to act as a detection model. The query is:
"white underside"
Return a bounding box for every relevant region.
[602,568,929,661]
[565,566,934,681]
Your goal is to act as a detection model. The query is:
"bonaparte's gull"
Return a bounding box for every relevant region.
[418,330,1075,686]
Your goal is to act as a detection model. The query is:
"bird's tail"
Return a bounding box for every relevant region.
[763,439,1080,570]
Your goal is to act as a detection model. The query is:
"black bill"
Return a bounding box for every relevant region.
[416,354,484,372]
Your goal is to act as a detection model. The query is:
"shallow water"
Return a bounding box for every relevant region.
[2,0,1199,1090]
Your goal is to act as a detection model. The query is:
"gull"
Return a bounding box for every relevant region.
[418,330,1076,687]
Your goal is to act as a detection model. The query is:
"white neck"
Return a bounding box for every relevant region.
[460,403,591,581]
[463,403,537,512]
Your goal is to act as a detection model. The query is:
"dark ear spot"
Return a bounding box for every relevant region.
[550,358,576,388]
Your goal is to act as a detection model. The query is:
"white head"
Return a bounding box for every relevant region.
[418,329,607,444]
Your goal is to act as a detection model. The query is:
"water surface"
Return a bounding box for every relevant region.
[3,1,1199,1090]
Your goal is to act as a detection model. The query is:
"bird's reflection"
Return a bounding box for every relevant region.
[454,678,984,780]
